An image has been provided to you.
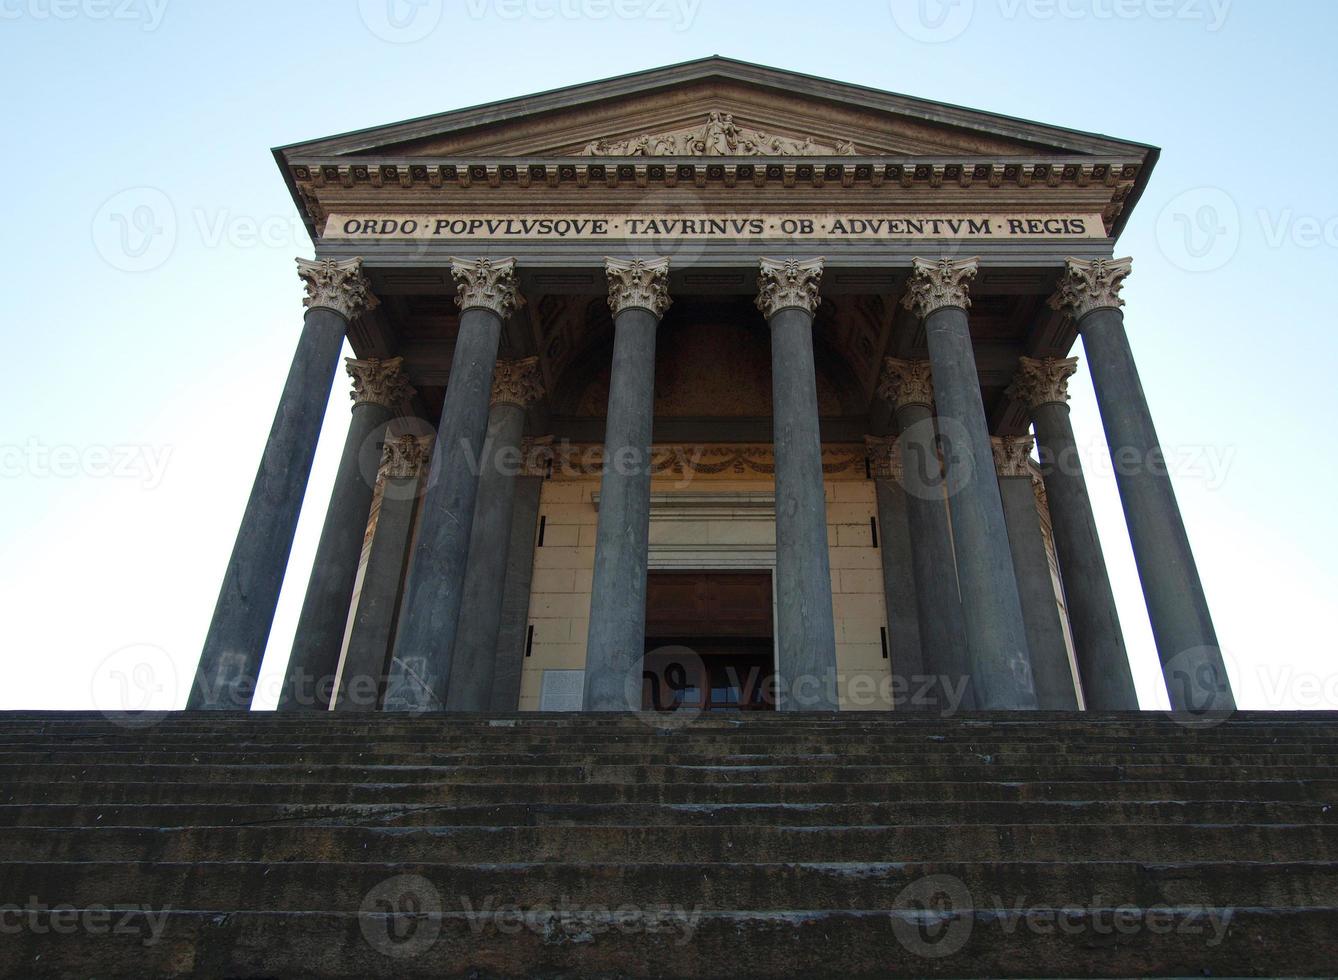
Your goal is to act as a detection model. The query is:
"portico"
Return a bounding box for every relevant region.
[190,57,1233,716]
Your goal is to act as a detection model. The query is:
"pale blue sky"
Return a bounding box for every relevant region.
[1,0,1334,712]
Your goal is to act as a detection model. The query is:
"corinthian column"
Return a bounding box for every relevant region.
[334,434,429,711]
[757,257,839,711]
[1051,257,1234,715]
[382,258,522,712]
[1008,356,1137,709]
[278,357,412,711]
[991,435,1080,709]
[903,257,1037,710]
[189,257,376,710]
[583,257,671,711]
[447,358,546,711]
[876,359,973,710]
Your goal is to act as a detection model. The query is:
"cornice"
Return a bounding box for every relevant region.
[289,157,1141,194]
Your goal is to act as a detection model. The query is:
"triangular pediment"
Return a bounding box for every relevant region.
[276,57,1153,162]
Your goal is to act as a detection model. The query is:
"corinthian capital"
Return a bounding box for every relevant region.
[605,256,672,318]
[1049,257,1132,321]
[347,356,414,410]
[864,435,902,481]
[1007,356,1079,410]
[296,257,378,320]
[755,257,824,319]
[877,358,934,410]
[450,257,524,318]
[382,434,430,480]
[991,435,1036,478]
[902,257,980,318]
[491,357,545,409]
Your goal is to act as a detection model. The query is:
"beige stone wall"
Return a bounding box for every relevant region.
[516,444,893,711]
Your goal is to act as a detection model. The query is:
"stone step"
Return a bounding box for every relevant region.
[1,905,1332,979]
[2,798,1333,829]
[11,777,1333,807]
[5,823,1334,864]
[6,760,1337,786]
[3,859,1336,914]
[3,748,1333,768]
[3,711,1336,736]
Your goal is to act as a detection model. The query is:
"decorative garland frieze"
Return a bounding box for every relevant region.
[535,443,870,481]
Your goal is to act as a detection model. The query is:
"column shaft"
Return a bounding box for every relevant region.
[490,474,543,711]
[1032,400,1138,709]
[769,305,839,711]
[894,402,974,711]
[922,304,1037,709]
[996,466,1080,709]
[334,453,423,712]
[1081,306,1234,712]
[189,306,347,709]
[583,306,659,710]
[872,476,926,706]
[447,400,527,710]
[279,397,395,710]
[382,306,504,710]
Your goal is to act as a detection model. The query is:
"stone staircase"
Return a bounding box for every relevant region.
[1,710,1336,977]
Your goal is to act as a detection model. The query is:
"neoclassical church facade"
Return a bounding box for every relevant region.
[189,58,1233,719]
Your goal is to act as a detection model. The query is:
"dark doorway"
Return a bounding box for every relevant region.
[642,571,776,712]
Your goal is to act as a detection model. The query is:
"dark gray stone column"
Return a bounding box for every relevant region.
[584,258,671,711]
[904,257,1037,710]
[757,258,839,712]
[875,361,974,712]
[189,257,375,710]
[333,435,428,712]
[382,258,522,712]
[278,357,411,711]
[1052,257,1235,715]
[446,359,545,711]
[1009,356,1138,710]
[992,436,1080,710]
[490,470,544,711]
[866,437,926,708]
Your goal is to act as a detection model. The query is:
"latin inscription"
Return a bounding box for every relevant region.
[322,212,1106,241]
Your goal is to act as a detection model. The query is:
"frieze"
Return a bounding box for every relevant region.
[528,442,871,481]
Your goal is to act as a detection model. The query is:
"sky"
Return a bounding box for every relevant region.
[1,0,1335,714]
